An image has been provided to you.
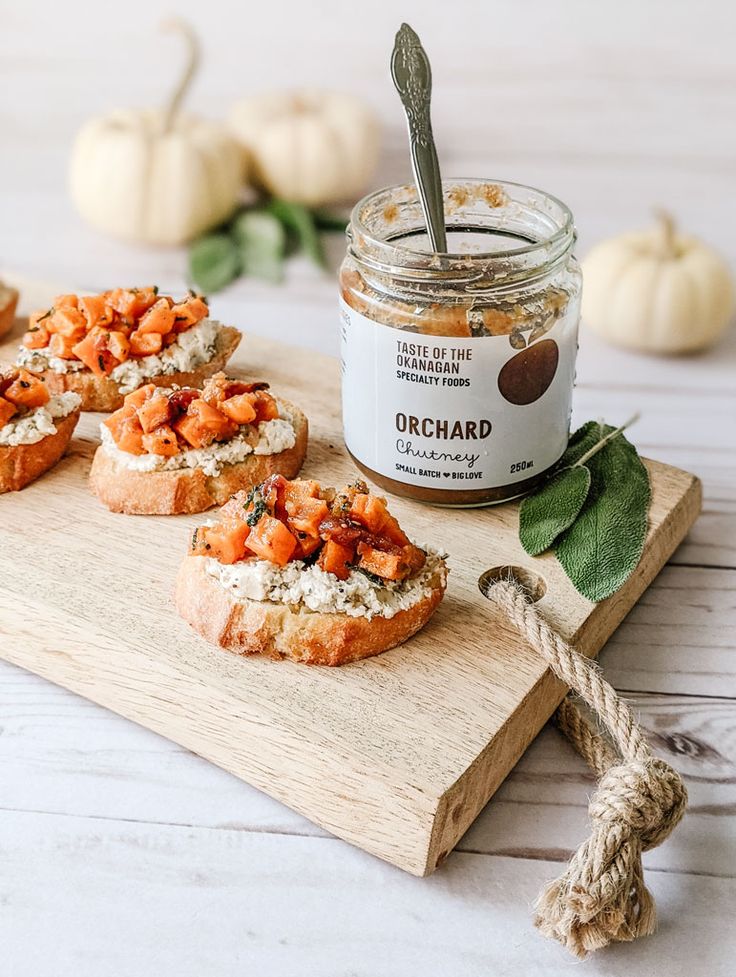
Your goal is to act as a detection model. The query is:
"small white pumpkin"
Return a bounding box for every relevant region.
[582,212,734,354]
[69,21,243,246]
[228,90,380,207]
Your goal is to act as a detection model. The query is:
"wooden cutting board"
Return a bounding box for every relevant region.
[0,298,701,876]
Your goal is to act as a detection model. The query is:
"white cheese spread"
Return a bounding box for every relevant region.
[203,545,447,620]
[99,400,296,477]
[0,391,81,446]
[16,318,226,395]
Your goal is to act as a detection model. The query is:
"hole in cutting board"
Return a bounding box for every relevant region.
[478,565,547,603]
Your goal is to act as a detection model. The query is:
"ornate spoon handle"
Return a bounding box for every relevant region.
[391,23,447,254]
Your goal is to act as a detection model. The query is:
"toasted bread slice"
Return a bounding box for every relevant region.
[89,400,308,515]
[30,325,241,413]
[0,285,19,339]
[0,409,80,492]
[175,554,447,666]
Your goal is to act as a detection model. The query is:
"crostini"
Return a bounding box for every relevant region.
[0,367,81,492]
[89,373,307,515]
[16,288,241,412]
[176,477,447,665]
[0,281,19,339]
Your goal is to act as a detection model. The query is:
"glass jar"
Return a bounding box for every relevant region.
[339,178,582,506]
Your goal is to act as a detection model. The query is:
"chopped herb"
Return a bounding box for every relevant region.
[191,528,199,550]
[38,307,54,322]
[97,355,106,371]
[246,499,267,527]
[357,567,385,586]
[153,285,159,295]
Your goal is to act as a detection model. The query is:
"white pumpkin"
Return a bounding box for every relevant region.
[228,90,380,207]
[69,21,243,246]
[582,212,734,354]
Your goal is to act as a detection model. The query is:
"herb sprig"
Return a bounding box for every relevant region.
[188,201,348,294]
[519,415,651,602]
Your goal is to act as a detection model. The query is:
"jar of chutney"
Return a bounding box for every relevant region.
[339,178,582,506]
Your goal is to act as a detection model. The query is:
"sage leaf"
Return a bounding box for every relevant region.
[232,211,286,283]
[554,423,651,602]
[519,465,591,556]
[559,420,601,466]
[312,206,350,232]
[189,234,241,294]
[267,200,326,268]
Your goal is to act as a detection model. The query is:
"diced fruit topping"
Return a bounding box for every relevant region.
[103,409,146,455]
[137,299,176,335]
[72,327,118,376]
[141,425,180,457]
[192,520,251,565]
[246,514,298,566]
[219,394,257,425]
[0,396,17,427]
[3,368,50,409]
[22,323,50,348]
[129,331,163,356]
[48,333,78,360]
[24,288,209,371]
[137,394,171,433]
[189,477,427,585]
[105,372,279,457]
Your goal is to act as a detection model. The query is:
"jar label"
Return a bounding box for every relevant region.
[340,298,579,493]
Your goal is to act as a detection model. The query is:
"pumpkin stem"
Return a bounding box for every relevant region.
[160,18,200,134]
[654,208,678,259]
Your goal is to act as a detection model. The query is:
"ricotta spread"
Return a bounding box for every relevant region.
[203,545,447,620]
[99,400,296,477]
[16,318,225,395]
[0,391,81,446]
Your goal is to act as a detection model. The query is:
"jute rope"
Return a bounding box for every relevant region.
[488,580,688,959]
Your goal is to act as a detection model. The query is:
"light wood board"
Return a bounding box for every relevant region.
[0,320,701,876]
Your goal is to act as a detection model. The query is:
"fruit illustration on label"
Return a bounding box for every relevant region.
[497,339,559,405]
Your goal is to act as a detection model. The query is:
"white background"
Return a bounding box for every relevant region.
[1,1,735,975]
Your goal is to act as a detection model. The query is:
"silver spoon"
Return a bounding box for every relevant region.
[391,23,447,254]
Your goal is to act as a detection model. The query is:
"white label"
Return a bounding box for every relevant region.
[340,298,579,492]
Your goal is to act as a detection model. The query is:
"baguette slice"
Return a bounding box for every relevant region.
[89,400,308,515]
[175,554,447,666]
[28,325,241,413]
[0,284,19,339]
[0,409,80,492]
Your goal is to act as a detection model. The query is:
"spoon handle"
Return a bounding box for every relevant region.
[391,23,447,254]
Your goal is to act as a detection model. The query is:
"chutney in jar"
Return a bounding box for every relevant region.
[339,179,582,506]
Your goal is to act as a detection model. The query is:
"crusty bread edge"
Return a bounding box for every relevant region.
[89,399,308,515]
[0,287,19,340]
[26,324,242,412]
[175,554,447,666]
[0,409,80,493]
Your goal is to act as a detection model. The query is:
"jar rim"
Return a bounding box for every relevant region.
[347,178,576,286]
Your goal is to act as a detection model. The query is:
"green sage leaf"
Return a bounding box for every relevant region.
[519,465,592,556]
[232,211,286,283]
[554,424,651,602]
[559,420,601,467]
[189,234,241,294]
[267,200,326,268]
[311,206,350,232]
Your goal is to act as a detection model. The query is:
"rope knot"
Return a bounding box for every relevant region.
[590,757,688,850]
[490,581,688,957]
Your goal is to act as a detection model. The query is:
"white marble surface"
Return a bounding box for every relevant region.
[1,1,735,974]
